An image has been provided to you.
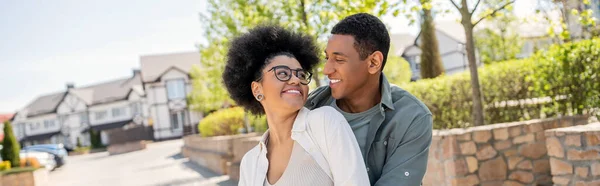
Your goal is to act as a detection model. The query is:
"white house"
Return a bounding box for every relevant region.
[140,51,202,140]
[13,70,148,149]
[398,21,482,81]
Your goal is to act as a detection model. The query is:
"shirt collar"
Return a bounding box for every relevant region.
[380,74,395,111]
[258,107,310,150]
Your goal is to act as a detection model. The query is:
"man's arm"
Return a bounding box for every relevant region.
[375,114,433,186]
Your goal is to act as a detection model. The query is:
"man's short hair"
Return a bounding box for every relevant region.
[331,13,390,69]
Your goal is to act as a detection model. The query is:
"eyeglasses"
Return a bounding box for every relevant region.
[257,65,312,85]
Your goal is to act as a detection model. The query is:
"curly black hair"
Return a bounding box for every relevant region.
[331,13,390,69]
[222,25,320,115]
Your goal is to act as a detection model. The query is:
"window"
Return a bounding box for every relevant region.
[80,113,88,124]
[166,79,186,100]
[131,102,141,115]
[29,122,41,131]
[169,111,186,130]
[44,120,55,128]
[112,107,126,117]
[95,111,107,120]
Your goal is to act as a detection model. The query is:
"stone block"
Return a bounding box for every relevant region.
[508,171,534,184]
[516,160,532,170]
[550,158,573,175]
[466,156,478,173]
[451,174,479,186]
[567,149,600,160]
[479,156,507,181]
[533,159,551,173]
[493,128,509,141]
[460,141,477,155]
[508,156,524,170]
[476,145,498,160]
[509,126,522,137]
[585,132,600,146]
[474,130,492,143]
[546,137,564,158]
[566,135,582,147]
[575,166,589,178]
[494,140,512,150]
[518,142,547,159]
[513,134,535,144]
[552,176,571,185]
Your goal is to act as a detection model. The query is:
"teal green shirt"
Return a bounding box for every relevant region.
[306,74,433,186]
[330,101,380,156]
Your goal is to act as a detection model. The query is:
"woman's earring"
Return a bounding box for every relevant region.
[256,94,264,101]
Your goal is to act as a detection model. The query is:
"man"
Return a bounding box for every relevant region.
[306,13,433,185]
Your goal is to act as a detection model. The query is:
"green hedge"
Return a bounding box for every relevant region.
[198,107,267,137]
[402,38,600,129]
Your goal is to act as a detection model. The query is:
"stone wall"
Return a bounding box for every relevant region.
[0,169,48,186]
[424,115,589,186]
[545,122,600,186]
[227,136,262,180]
[181,133,260,175]
[107,141,147,155]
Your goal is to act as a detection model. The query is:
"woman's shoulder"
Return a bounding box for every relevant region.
[305,106,347,131]
[307,106,344,120]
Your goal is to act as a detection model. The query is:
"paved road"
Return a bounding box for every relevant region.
[48,139,237,186]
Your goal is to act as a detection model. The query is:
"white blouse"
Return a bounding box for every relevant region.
[238,106,370,186]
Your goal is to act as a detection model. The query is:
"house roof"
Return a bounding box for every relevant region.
[435,21,467,43]
[21,72,143,118]
[22,92,67,117]
[75,72,143,105]
[140,51,201,83]
[0,114,14,123]
[390,33,416,56]
[399,21,466,56]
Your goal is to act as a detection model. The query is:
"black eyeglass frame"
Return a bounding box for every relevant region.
[256,65,312,85]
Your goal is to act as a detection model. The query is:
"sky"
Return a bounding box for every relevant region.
[0,0,535,113]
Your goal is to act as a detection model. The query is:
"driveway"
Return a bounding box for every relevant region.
[48,139,237,186]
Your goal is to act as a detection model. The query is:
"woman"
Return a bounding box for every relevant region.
[222,25,369,186]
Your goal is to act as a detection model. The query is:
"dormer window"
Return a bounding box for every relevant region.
[166,79,186,100]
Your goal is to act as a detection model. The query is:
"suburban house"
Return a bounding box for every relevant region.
[398,21,481,81]
[140,51,202,141]
[12,70,148,149]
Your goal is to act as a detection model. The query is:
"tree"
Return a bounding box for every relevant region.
[475,11,523,64]
[1,121,21,167]
[419,0,444,79]
[445,0,516,126]
[393,0,515,126]
[190,0,390,113]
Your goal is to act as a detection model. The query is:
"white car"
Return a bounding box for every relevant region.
[20,150,57,171]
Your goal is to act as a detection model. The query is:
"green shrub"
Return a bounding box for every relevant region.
[198,107,267,137]
[1,121,20,168]
[402,38,600,129]
[532,38,600,116]
[0,161,11,171]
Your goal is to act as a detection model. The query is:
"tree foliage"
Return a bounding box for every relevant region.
[1,121,21,168]
[475,10,523,64]
[419,0,444,79]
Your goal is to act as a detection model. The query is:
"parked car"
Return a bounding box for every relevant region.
[22,144,68,167]
[20,150,57,171]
